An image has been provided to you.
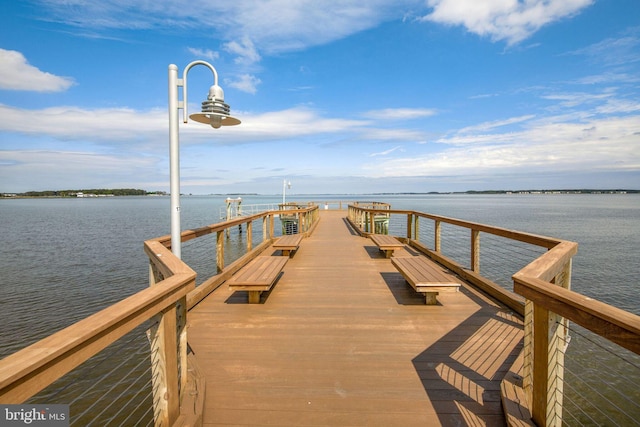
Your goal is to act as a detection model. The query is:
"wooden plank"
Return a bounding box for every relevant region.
[273,234,303,248]
[188,211,523,425]
[227,256,288,303]
[227,256,288,288]
[391,256,460,304]
[370,234,404,258]
[272,234,303,256]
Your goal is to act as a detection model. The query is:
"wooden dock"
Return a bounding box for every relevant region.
[188,210,524,426]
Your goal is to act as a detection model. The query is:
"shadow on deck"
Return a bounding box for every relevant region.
[187,210,523,426]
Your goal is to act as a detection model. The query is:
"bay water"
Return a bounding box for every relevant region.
[1,193,638,356]
[1,193,638,422]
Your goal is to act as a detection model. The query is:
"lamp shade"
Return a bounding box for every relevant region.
[189,84,240,128]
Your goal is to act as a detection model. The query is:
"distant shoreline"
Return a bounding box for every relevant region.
[1,189,638,198]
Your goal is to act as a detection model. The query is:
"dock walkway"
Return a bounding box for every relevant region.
[188,210,523,426]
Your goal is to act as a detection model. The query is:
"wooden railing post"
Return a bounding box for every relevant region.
[414,215,420,241]
[262,216,267,242]
[471,229,480,273]
[407,214,413,239]
[529,299,567,426]
[216,230,224,273]
[269,214,275,238]
[149,305,180,426]
[434,220,441,252]
[516,251,577,427]
[176,296,188,406]
[246,220,253,252]
[149,263,184,427]
[532,303,550,427]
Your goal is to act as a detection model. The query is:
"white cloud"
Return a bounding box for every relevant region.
[29,0,595,56]
[362,108,437,120]
[569,33,640,66]
[0,104,165,142]
[224,37,261,65]
[231,107,368,139]
[0,103,369,146]
[0,49,75,92]
[358,128,427,142]
[31,0,412,54]
[457,114,536,134]
[0,149,161,192]
[187,47,220,61]
[422,0,594,45]
[225,74,262,94]
[368,114,640,177]
[370,146,403,157]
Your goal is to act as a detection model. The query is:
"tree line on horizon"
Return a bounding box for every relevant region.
[4,189,167,197]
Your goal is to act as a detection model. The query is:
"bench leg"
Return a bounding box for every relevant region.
[282,249,291,257]
[384,249,393,258]
[248,291,261,304]
[425,292,439,305]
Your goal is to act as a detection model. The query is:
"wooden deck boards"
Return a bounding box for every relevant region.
[188,210,523,426]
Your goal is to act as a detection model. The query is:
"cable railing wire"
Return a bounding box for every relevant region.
[558,322,640,426]
[83,352,152,426]
[28,323,155,426]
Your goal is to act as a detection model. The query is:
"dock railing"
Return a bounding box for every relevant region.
[348,204,640,427]
[2,203,637,426]
[0,204,319,426]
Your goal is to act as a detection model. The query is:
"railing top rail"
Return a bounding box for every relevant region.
[0,259,195,404]
[514,275,640,355]
[349,205,562,249]
[152,205,320,247]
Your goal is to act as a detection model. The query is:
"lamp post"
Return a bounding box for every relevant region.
[282,179,291,205]
[168,61,240,258]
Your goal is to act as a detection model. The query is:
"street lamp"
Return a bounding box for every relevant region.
[168,60,240,258]
[282,179,291,205]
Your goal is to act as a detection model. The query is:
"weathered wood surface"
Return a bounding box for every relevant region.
[226,256,288,303]
[391,256,461,305]
[369,233,404,258]
[188,210,523,426]
[272,234,303,257]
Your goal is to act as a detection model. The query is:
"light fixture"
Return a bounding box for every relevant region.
[168,60,240,258]
[189,84,241,128]
[283,179,291,205]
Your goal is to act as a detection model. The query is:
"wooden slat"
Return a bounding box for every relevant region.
[369,234,403,250]
[188,211,523,425]
[273,234,303,250]
[370,234,404,258]
[391,256,461,289]
[226,256,288,289]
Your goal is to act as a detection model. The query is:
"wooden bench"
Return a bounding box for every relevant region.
[391,256,461,305]
[273,234,303,257]
[369,234,404,258]
[227,256,288,303]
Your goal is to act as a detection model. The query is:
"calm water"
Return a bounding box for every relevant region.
[1,193,638,355]
[1,193,639,424]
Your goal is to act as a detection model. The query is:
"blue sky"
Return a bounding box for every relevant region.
[1,0,639,194]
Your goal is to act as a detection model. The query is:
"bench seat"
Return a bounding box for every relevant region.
[369,234,404,258]
[391,256,461,305]
[227,256,288,303]
[273,234,303,257]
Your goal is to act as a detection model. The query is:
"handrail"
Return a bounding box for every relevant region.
[5,202,636,426]
[513,243,640,426]
[0,204,320,426]
[513,276,640,355]
[0,242,195,404]
[348,203,640,427]
[347,205,563,315]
